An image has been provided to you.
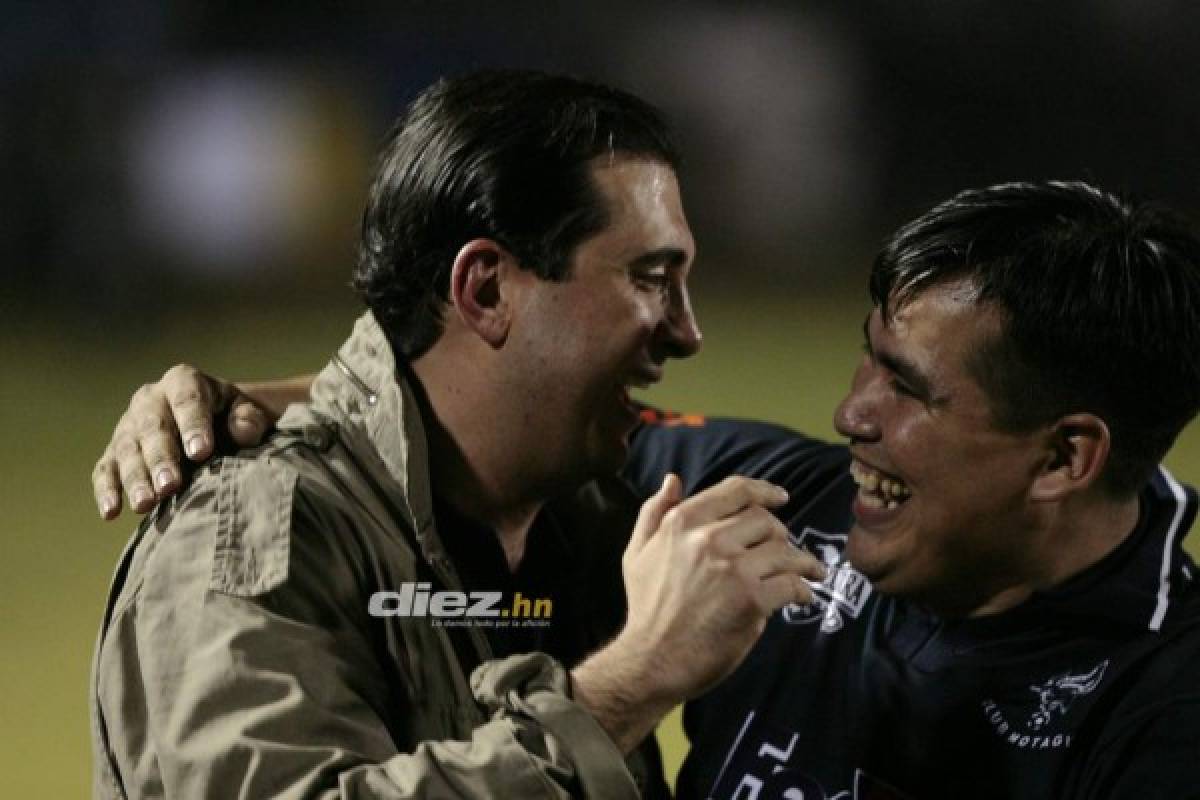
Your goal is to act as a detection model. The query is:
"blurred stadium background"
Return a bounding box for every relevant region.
[3,2,1199,794]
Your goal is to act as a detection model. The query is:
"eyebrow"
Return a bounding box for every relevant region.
[628,247,689,270]
[862,315,938,402]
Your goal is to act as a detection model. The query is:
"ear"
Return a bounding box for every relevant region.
[1029,413,1112,502]
[447,239,516,349]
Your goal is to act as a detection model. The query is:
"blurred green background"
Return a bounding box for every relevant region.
[3,285,1197,795]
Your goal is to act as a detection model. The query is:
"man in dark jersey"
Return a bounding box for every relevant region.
[623,182,1200,798]
[92,181,1200,798]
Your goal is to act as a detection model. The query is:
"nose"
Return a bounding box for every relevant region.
[660,284,703,359]
[833,362,881,442]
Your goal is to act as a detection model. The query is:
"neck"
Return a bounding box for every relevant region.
[410,348,551,571]
[1039,492,1142,586]
[964,492,1141,618]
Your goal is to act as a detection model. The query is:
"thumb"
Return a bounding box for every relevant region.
[226,395,271,447]
[630,473,683,551]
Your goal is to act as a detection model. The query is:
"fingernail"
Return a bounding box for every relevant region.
[185,433,207,459]
[99,492,118,517]
[774,486,790,502]
[154,468,175,492]
[131,485,153,509]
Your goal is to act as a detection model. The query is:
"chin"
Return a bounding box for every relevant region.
[845,529,893,588]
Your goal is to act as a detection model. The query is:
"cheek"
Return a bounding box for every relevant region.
[587,299,661,358]
[885,416,943,478]
[608,292,661,332]
[890,415,997,492]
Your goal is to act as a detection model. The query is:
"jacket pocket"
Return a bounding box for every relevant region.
[209,456,297,597]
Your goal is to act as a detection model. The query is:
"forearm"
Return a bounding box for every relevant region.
[234,373,316,419]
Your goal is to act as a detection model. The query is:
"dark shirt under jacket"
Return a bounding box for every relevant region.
[433,482,671,799]
[434,495,592,663]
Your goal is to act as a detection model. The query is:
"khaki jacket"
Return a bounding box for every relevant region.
[91,312,648,799]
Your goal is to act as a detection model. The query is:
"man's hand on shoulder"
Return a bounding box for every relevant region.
[572,474,825,753]
[91,364,279,520]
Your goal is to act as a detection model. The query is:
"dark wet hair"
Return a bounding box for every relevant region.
[871,180,1200,496]
[353,70,680,359]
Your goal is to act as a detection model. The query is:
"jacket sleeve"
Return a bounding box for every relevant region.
[94,457,638,799]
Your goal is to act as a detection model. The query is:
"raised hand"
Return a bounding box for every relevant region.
[572,474,824,752]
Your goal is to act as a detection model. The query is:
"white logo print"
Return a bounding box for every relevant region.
[981,659,1111,750]
[1027,660,1109,731]
[781,528,871,633]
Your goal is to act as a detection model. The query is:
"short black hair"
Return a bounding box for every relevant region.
[871,180,1200,496]
[353,70,680,359]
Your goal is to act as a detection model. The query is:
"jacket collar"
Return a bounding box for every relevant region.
[278,311,442,560]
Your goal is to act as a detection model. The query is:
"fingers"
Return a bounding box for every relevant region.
[757,571,816,614]
[638,476,790,554]
[701,505,789,552]
[753,541,825,613]
[670,476,788,530]
[630,473,684,550]
[740,537,826,584]
[162,364,219,461]
[109,375,185,512]
[92,456,122,520]
[226,394,271,447]
[125,376,184,506]
[139,408,184,501]
[113,422,156,514]
[701,509,825,616]
[91,363,223,520]
[134,364,226,505]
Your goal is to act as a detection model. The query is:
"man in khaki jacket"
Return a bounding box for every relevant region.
[91,71,823,798]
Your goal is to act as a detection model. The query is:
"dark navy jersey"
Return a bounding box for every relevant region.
[625,413,1200,800]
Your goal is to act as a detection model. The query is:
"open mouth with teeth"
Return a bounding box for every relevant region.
[850,459,911,511]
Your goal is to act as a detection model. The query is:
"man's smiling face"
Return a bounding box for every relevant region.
[832,280,1051,617]
[506,156,701,483]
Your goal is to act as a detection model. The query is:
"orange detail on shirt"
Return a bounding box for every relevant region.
[638,409,707,427]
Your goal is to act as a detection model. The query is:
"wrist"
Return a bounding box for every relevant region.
[570,631,679,754]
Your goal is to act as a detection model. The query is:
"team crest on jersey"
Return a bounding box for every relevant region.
[980,660,1109,749]
[781,528,871,633]
[1027,660,1108,731]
